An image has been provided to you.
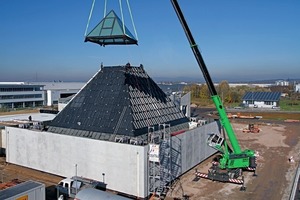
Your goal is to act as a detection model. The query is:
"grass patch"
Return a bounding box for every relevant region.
[0,109,40,116]
[280,98,300,111]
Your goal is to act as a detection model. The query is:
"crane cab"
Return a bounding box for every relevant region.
[207,133,224,150]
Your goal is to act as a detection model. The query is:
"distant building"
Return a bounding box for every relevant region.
[169,92,191,118]
[295,83,300,93]
[0,82,45,109]
[36,82,85,106]
[275,80,289,86]
[228,83,272,88]
[58,94,75,111]
[242,92,281,108]
[0,82,85,109]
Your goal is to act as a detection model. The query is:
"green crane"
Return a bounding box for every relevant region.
[171,0,257,185]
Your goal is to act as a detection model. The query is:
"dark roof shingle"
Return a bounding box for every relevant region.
[48,65,188,138]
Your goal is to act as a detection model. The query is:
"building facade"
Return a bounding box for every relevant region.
[275,80,289,86]
[35,82,84,106]
[295,83,300,93]
[0,82,44,109]
[242,92,281,108]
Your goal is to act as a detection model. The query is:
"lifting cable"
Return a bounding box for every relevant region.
[84,0,96,37]
[119,0,126,35]
[103,0,107,17]
[126,0,138,40]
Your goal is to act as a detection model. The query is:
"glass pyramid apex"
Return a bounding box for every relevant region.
[85,10,138,46]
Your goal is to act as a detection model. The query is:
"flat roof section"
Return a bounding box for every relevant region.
[0,113,56,122]
[0,180,44,199]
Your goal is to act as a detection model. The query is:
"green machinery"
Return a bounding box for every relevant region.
[171,0,257,186]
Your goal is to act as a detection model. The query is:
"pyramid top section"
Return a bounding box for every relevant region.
[48,64,189,139]
[85,10,138,46]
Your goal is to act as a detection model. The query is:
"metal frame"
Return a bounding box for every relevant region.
[148,124,172,197]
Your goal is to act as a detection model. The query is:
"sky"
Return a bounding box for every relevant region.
[0,0,300,83]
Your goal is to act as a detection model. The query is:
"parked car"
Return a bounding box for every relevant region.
[272,106,280,110]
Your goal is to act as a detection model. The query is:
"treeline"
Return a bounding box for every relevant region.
[183,80,270,106]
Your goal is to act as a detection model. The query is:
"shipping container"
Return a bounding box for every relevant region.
[0,180,45,200]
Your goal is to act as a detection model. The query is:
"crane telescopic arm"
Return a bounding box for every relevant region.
[171,0,242,154]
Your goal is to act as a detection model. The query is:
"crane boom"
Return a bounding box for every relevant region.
[170,2,257,188]
[170,0,242,153]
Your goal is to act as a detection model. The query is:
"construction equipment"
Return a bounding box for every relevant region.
[171,0,257,186]
[56,176,106,199]
[243,124,260,133]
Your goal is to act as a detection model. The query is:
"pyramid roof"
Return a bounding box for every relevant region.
[48,65,189,140]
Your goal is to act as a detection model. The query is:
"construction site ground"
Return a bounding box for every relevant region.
[0,117,299,199]
[0,157,63,200]
[166,120,300,200]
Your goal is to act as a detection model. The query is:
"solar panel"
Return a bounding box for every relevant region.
[243,92,281,101]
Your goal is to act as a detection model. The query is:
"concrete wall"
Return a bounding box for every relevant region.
[58,102,67,111]
[5,127,147,198]
[0,129,6,155]
[0,129,5,148]
[5,122,219,198]
[171,122,218,177]
[47,89,78,106]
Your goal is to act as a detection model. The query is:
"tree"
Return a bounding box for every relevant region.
[199,84,209,100]
[217,80,231,104]
[183,84,201,98]
[231,91,240,103]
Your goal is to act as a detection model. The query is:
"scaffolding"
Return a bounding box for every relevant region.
[148,124,172,197]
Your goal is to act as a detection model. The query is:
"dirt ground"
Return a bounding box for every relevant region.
[0,120,299,200]
[166,121,300,200]
[0,157,63,200]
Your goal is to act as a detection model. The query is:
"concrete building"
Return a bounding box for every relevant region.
[275,80,289,86]
[35,82,85,106]
[0,82,45,109]
[228,83,272,88]
[169,92,191,118]
[4,65,217,199]
[0,112,57,155]
[295,83,300,93]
